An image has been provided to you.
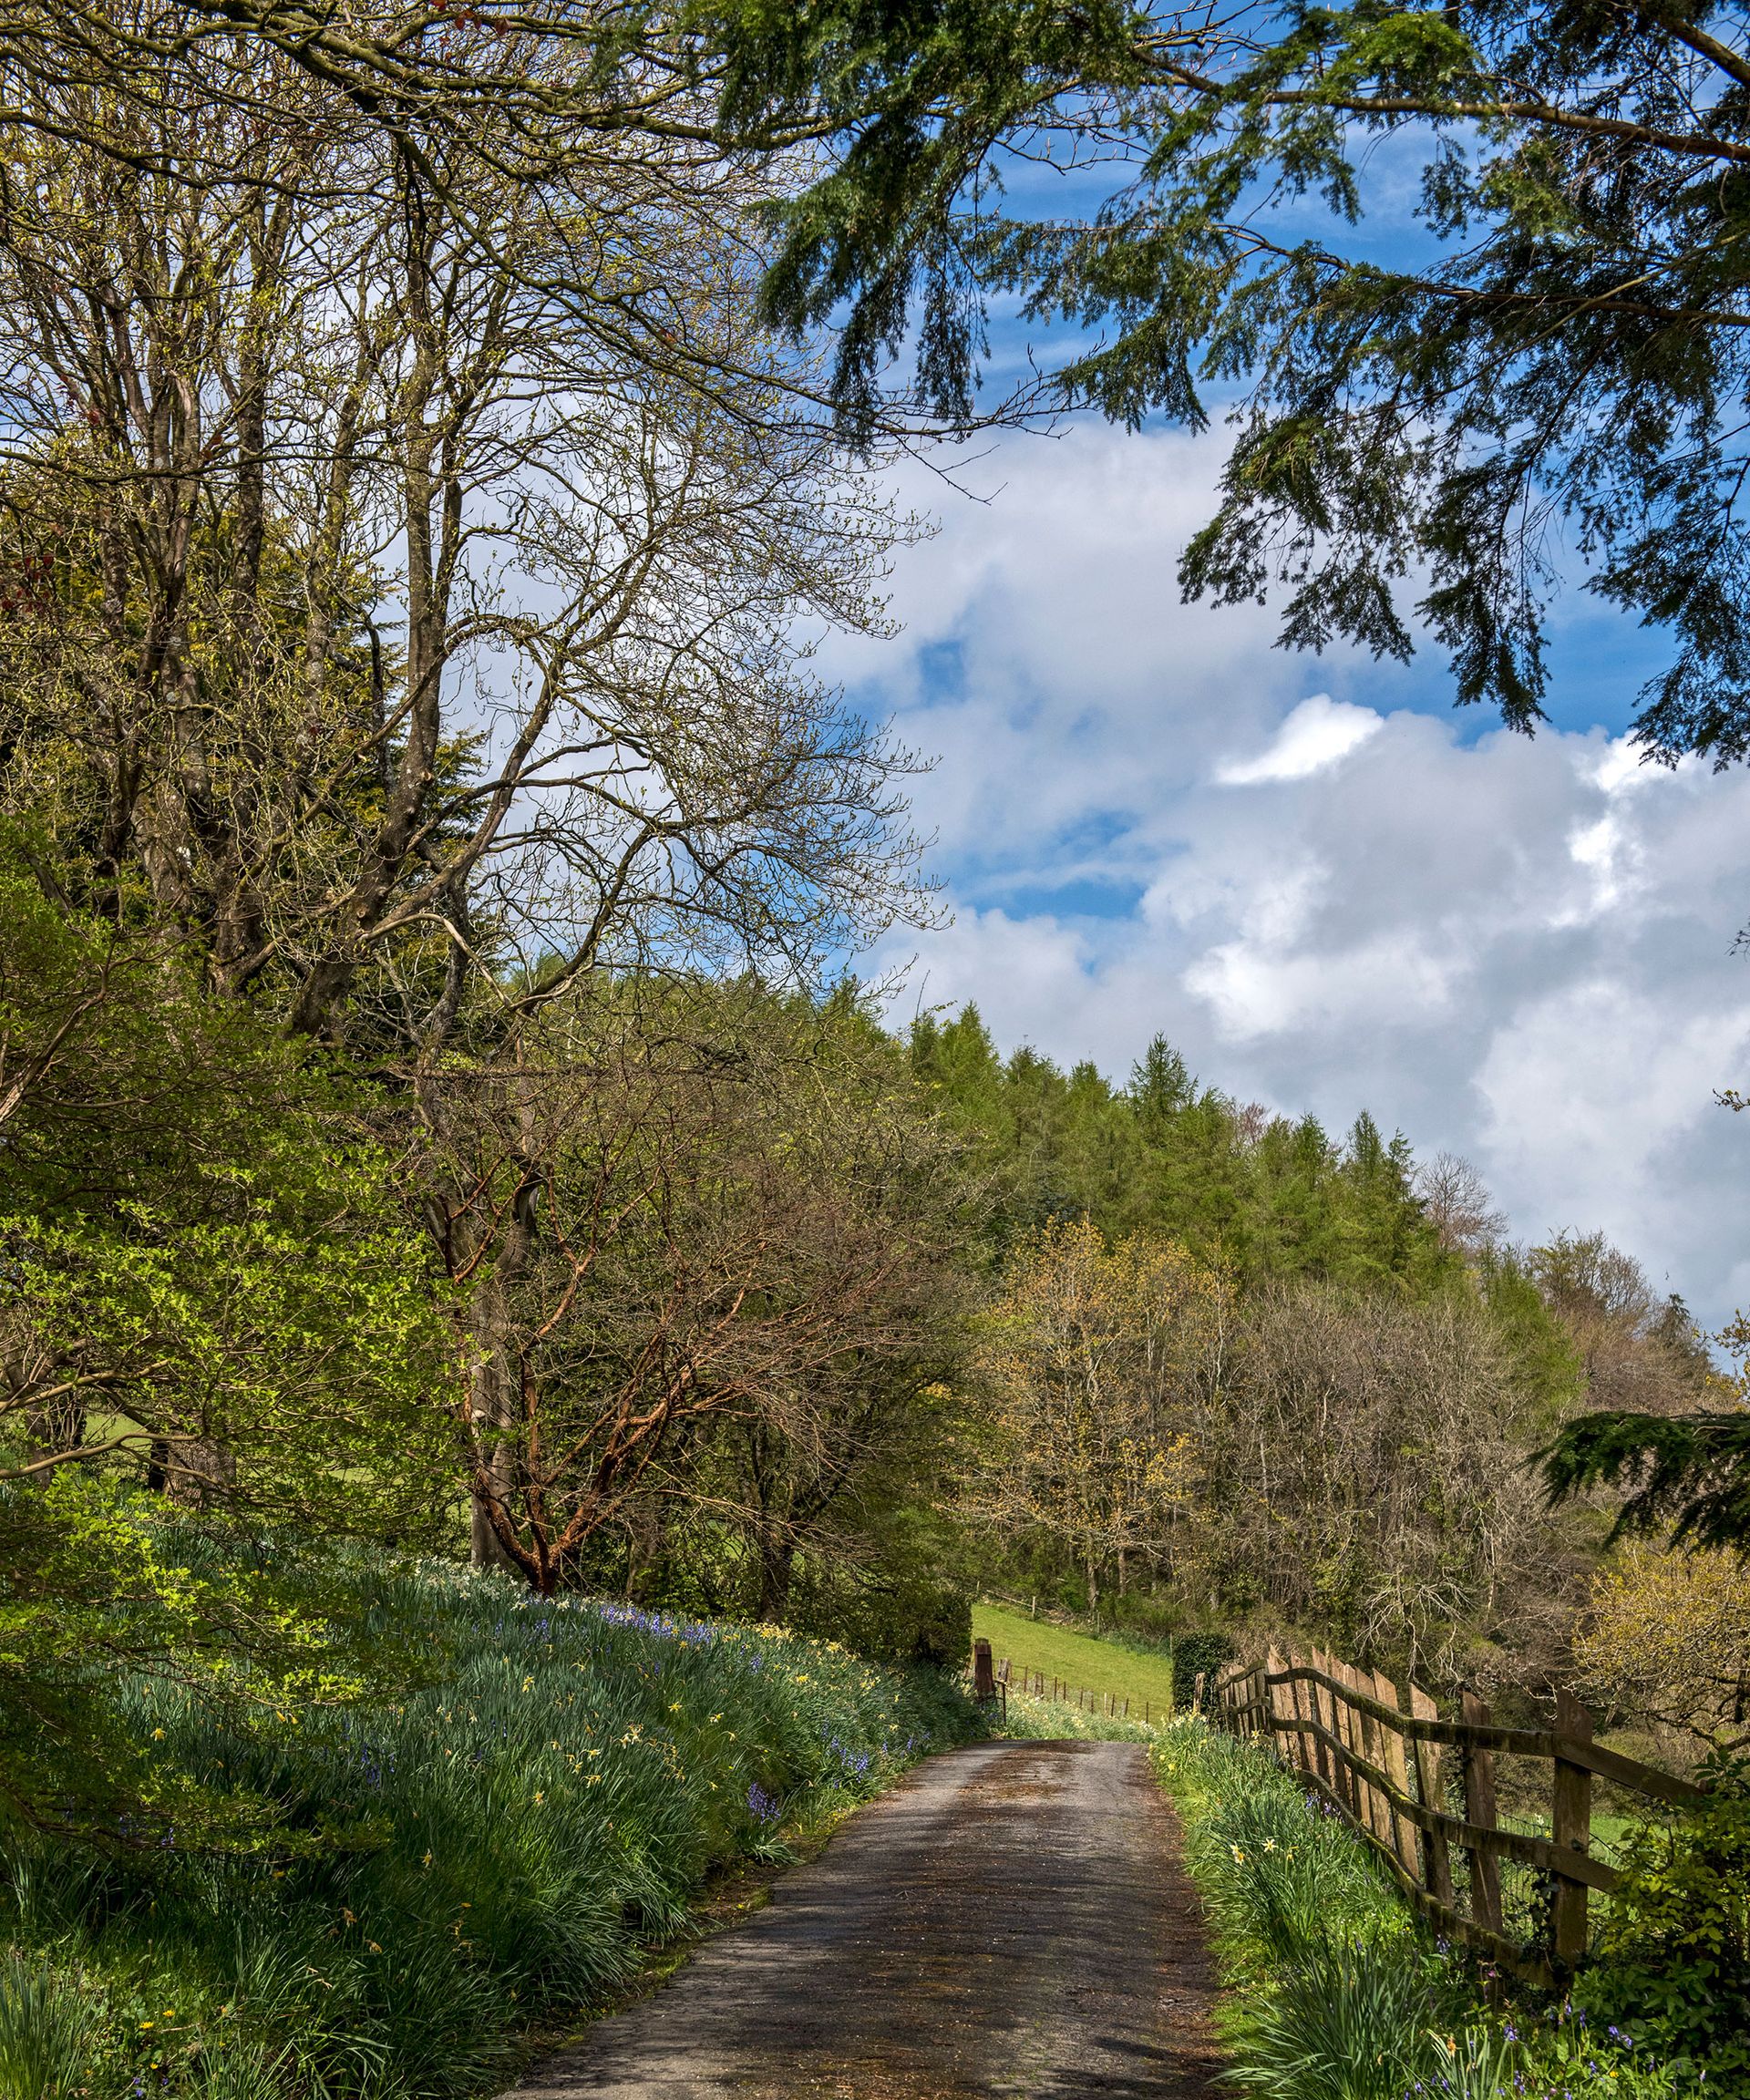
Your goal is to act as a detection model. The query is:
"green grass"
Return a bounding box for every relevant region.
[971,1602,1179,1719]
[1500,1807,1634,1867]
[0,1566,978,2100]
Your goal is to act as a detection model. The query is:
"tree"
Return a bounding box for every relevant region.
[1414,1153,1507,1262]
[411,981,973,1598]
[913,1005,1458,1289]
[712,0,1750,761]
[0,8,942,1570]
[1574,1538,1750,1755]
[1541,1408,1750,1556]
[1536,1251,1750,1556]
[0,37,921,1026]
[963,1219,1223,1614]
[0,845,452,1837]
[1201,1277,1583,1678]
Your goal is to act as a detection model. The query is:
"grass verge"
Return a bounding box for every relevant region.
[0,1566,977,2100]
[1151,1718,1690,2100]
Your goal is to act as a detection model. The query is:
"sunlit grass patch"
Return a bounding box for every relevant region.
[971,1602,1178,1717]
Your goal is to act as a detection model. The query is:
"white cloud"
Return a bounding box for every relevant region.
[844,423,1750,1327]
[1217,694,1385,784]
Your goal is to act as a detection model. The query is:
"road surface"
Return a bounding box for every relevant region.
[513,1737,1224,2100]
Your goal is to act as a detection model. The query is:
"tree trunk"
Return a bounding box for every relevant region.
[757,1530,795,1621]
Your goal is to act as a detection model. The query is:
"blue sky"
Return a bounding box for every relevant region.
[815,139,1750,1331]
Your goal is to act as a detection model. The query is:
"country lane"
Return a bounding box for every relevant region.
[510,1737,1225,2100]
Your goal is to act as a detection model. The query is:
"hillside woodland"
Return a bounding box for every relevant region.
[906,1010,1733,1746]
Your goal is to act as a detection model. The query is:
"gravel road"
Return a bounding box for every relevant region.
[512,1737,1224,2100]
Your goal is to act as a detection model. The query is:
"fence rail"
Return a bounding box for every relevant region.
[1211,1647,1708,1988]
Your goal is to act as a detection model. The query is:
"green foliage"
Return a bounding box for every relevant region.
[1541,1411,1750,1557]
[911,1009,1459,1293]
[1477,1250,1585,1426]
[1577,1754,1750,2090]
[1229,1939,1458,2100]
[1170,1632,1235,1710]
[0,1567,979,2100]
[0,849,455,1836]
[0,1949,102,2100]
[1155,1724,1410,1963]
[785,1502,973,1667]
[715,0,1750,765]
[0,1483,400,1845]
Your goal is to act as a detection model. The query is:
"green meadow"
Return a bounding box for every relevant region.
[971,1603,1180,1719]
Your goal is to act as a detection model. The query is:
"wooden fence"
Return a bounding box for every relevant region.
[993,1655,1164,1724]
[1211,1648,1709,1987]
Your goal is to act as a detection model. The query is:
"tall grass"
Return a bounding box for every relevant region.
[0,1567,976,2100]
[1153,1720,1688,2100]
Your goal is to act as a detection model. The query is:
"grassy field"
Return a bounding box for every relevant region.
[971,1602,1179,1719]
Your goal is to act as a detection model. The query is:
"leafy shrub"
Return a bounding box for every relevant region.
[1169,1632,1234,1711]
[1576,1751,1750,2093]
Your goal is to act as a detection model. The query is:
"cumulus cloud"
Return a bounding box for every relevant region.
[840,422,1750,1326]
[1217,694,1385,785]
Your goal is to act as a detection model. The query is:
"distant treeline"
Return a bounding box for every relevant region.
[904,1004,1722,1730]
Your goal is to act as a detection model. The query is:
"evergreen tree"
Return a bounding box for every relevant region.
[711,0,1750,760]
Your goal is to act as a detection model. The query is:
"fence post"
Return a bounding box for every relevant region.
[1192,1669,1206,1714]
[1550,1688,1595,1971]
[1408,1683,1455,1909]
[1302,1650,1333,1790]
[1283,1652,1312,1780]
[1314,1648,1354,1813]
[973,1639,995,1702]
[1330,1657,1366,1821]
[1264,1646,1292,1762]
[1345,1662,1391,1846]
[1459,1689,1504,1935]
[1370,1668,1420,1877]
